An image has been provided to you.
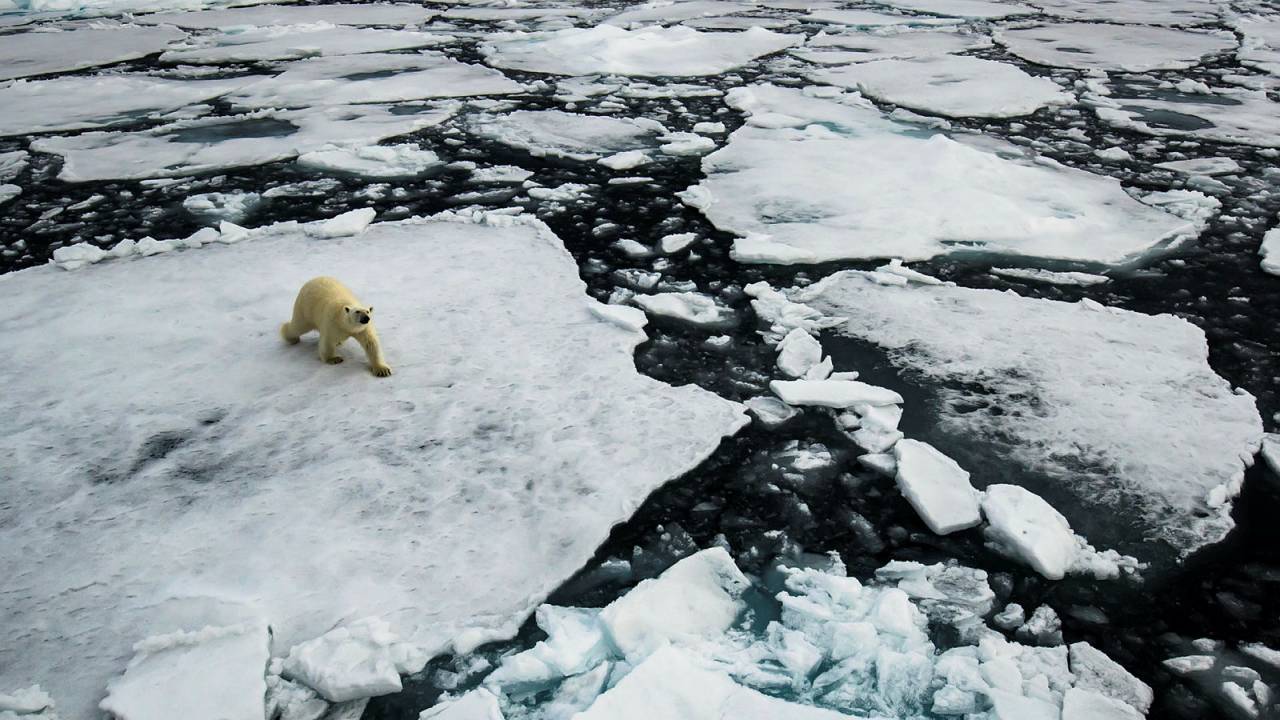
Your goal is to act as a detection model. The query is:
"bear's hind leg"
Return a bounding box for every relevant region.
[281,307,313,345]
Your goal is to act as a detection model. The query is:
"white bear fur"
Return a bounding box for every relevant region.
[282,276,392,377]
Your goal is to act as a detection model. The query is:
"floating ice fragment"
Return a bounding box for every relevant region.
[633,292,733,328]
[871,0,1035,19]
[990,267,1110,286]
[745,396,800,427]
[1070,641,1154,713]
[0,23,185,81]
[418,689,504,720]
[0,184,20,206]
[597,150,650,170]
[982,485,1078,580]
[159,25,445,65]
[471,110,665,162]
[775,327,823,378]
[770,379,903,408]
[137,4,436,30]
[1261,229,1280,276]
[1063,687,1144,720]
[298,144,442,178]
[996,23,1235,72]
[281,618,408,703]
[308,208,376,238]
[589,303,648,333]
[183,192,260,224]
[658,131,716,156]
[893,440,982,535]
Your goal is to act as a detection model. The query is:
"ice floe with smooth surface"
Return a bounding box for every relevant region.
[1086,85,1280,148]
[469,109,666,161]
[159,24,447,64]
[603,0,745,27]
[297,143,443,178]
[791,270,1263,556]
[1029,0,1220,25]
[481,24,801,77]
[136,3,435,29]
[996,23,1236,72]
[1154,157,1242,176]
[893,439,982,535]
[0,22,185,80]
[632,292,735,329]
[812,55,1071,118]
[228,52,522,109]
[794,28,991,65]
[803,7,961,27]
[870,0,1035,19]
[0,74,257,137]
[0,184,20,205]
[0,211,748,718]
[770,378,904,408]
[99,623,269,720]
[688,84,1211,265]
[32,103,455,181]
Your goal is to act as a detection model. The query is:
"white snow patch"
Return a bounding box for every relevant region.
[0,212,747,718]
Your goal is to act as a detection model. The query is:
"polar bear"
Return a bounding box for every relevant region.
[281,276,392,377]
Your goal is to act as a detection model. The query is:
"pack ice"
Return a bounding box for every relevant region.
[158,24,447,65]
[1085,83,1280,149]
[684,84,1212,265]
[0,22,185,80]
[995,23,1236,72]
[469,110,667,161]
[0,211,747,718]
[135,2,436,29]
[468,547,1155,720]
[481,24,801,77]
[790,270,1262,557]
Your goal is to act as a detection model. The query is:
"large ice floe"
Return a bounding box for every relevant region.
[802,8,962,28]
[226,52,522,110]
[135,2,436,29]
[0,22,185,80]
[867,0,1036,19]
[793,28,992,65]
[480,24,801,77]
[158,24,448,65]
[1028,0,1221,25]
[1235,15,1280,77]
[463,547,1156,720]
[995,23,1237,72]
[31,102,455,182]
[0,211,747,718]
[788,270,1262,557]
[1084,82,1280,149]
[682,84,1214,265]
[811,55,1072,118]
[0,74,261,137]
[469,109,666,161]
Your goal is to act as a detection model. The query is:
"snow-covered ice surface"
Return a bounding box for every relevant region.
[812,55,1072,118]
[1261,228,1280,276]
[1029,0,1222,25]
[1085,83,1280,148]
[685,84,1211,264]
[135,2,436,29]
[159,25,447,65]
[996,23,1237,72]
[794,28,992,65]
[297,144,442,178]
[469,110,666,161]
[869,0,1036,19]
[0,212,747,718]
[31,103,455,181]
[803,8,962,28]
[481,25,801,77]
[227,52,522,110]
[792,270,1262,556]
[0,22,185,80]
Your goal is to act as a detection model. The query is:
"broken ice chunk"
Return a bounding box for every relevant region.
[633,292,734,329]
[99,622,269,720]
[1016,605,1063,646]
[1070,641,1154,714]
[770,379,903,408]
[981,484,1078,580]
[598,547,749,663]
[0,686,52,715]
[281,617,409,703]
[660,232,698,254]
[307,208,377,239]
[486,606,610,691]
[745,396,800,428]
[589,303,648,333]
[598,150,651,170]
[893,439,982,535]
[776,327,823,378]
[1261,229,1280,276]
[859,452,897,477]
[419,689,504,720]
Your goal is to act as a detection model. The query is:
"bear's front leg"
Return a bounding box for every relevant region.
[318,333,344,364]
[357,328,392,377]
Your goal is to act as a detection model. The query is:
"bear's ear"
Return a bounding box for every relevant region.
[344,305,351,312]
[367,306,374,314]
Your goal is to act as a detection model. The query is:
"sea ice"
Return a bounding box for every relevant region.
[137,3,435,29]
[297,144,443,178]
[469,110,666,161]
[280,618,415,703]
[893,439,982,535]
[982,485,1079,580]
[1235,16,1280,76]
[597,150,650,170]
[812,55,1071,118]
[1258,229,1279,276]
[0,75,257,137]
[632,292,734,329]
[795,28,992,65]
[99,623,269,720]
[0,22,185,80]
[990,267,1110,285]
[996,23,1236,72]
[160,25,446,65]
[1029,0,1220,25]
[31,103,454,181]
[603,0,744,27]
[1262,434,1280,475]
[481,25,801,77]
[771,378,904,408]
[0,185,20,205]
[791,270,1263,556]
[869,0,1035,19]
[1154,157,1242,176]
[0,212,747,718]
[803,8,962,28]
[1070,641,1154,713]
[0,151,27,181]
[690,84,1210,265]
[418,689,503,720]
[182,191,260,224]
[229,52,521,109]
[775,327,824,377]
[1087,85,1280,149]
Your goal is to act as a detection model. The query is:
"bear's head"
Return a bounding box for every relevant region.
[342,305,374,333]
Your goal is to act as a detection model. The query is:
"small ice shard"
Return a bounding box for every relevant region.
[613,239,654,258]
[0,685,52,714]
[776,327,823,378]
[308,208,377,239]
[986,689,1060,720]
[99,622,269,720]
[770,379,903,408]
[993,603,1026,630]
[981,485,1078,580]
[990,267,1110,286]
[598,150,651,170]
[658,132,716,156]
[419,689,504,720]
[1094,147,1132,161]
[598,547,749,663]
[265,668,328,720]
[1260,228,1280,276]
[1016,605,1063,646]
[1070,641,1154,714]
[693,122,726,134]
[744,281,845,344]
[281,617,410,703]
[633,292,733,328]
[1062,687,1144,720]
[1221,681,1259,718]
[745,396,800,428]
[660,232,697,254]
[1164,655,1216,675]
[892,439,982,535]
[485,607,609,691]
[0,184,19,206]
[183,192,261,225]
[858,452,897,477]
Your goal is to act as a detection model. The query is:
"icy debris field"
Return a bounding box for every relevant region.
[1,0,1280,719]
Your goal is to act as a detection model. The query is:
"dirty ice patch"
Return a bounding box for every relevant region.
[1085,84,1280,148]
[136,3,436,29]
[469,109,666,161]
[159,24,448,65]
[686,84,1209,265]
[1028,0,1220,25]
[794,28,992,65]
[791,270,1263,557]
[0,74,259,137]
[31,103,455,181]
[228,52,521,110]
[0,22,185,81]
[869,0,1035,19]
[481,24,801,77]
[811,55,1071,118]
[297,143,443,178]
[0,212,748,719]
[995,23,1236,72]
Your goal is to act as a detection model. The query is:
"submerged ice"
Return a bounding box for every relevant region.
[0,212,747,718]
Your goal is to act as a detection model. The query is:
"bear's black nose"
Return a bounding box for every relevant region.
[360,316,369,324]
